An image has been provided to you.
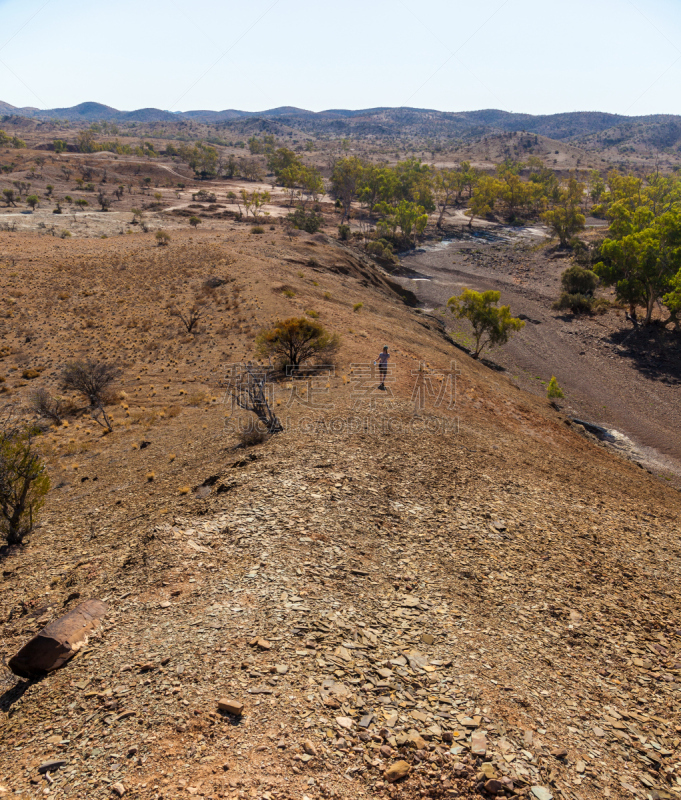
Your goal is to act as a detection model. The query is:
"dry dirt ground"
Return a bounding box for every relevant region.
[0,227,681,800]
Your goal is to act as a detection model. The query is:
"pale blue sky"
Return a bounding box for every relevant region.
[1,0,681,116]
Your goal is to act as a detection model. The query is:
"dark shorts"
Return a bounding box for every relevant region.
[379,365,387,377]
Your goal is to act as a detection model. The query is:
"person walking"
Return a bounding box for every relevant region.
[375,346,390,390]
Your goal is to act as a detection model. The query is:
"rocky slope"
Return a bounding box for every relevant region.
[0,229,680,800]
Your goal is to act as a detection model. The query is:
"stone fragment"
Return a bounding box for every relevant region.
[385,760,411,783]
[471,730,487,756]
[407,730,427,750]
[9,600,107,678]
[484,780,503,795]
[575,760,585,773]
[406,651,428,670]
[336,716,354,730]
[250,637,271,650]
[550,747,567,758]
[38,760,67,774]
[111,783,126,797]
[421,633,435,645]
[218,698,244,716]
[531,788,553,800]
[302,740,317,756]
[275,664,289,674]
[380,745,393,758]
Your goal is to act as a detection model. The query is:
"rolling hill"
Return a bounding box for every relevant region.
[2,101,681,150]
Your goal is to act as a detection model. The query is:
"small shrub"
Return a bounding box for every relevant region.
[553,292,593,314]
[179,485,191,495]
[251,225,265,234]
[306,309,319,319]
[288,206,323,233]
[353,302,363,312]
[547,376,565,399]
[366,238,397,263]
[323,292,332,300]
[146,471,155,482]
[338,224,351,241]
[592,297,611,315]
[189,216,201,229]
[561,265,598,296]
[283,288,296,299]
[155,230,171,246]
[238,425,268,447]
[60,230,71,239]
[21,368,40,380]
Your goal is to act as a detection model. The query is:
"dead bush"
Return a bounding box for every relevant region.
[237,424,269,448]
[62,359,119,432]
[30,388,74,425]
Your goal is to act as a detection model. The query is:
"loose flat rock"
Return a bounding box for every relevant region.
[385,760,411,783]
[531,788,553,800]
[471,730,487,756]
[9,600,107,678]
[38,760,68,774]
[218,698,244,716]
[407,730,427,750]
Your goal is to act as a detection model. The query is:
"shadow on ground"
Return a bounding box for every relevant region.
[610,327,681,384]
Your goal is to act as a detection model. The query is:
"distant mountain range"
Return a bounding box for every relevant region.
[2,101,681,149]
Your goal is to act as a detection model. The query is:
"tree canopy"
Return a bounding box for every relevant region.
[447,289,525,358]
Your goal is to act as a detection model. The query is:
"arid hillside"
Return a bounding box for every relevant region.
[1,226,681,800]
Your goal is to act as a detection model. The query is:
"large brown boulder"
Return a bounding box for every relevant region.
[8,599,107,678]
